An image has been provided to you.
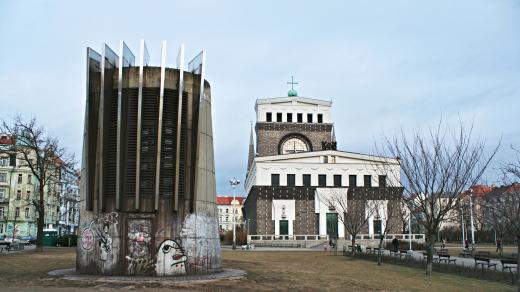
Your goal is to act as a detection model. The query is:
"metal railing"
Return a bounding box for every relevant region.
[248,234,330,241]
[248,233,425,242]
[347,234,425,241]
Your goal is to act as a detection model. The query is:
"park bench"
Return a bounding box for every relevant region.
[422,252,439,262]
[345,245,363,253]
[459,250,472,258]
[438,254,456,265]
[373,247,384,254]
[474,257,497,270]
[0,242,10,253]
[398,250,409,259]
[365,247,372,253]
[0,241,11,253]
[390,249,399,256]
[432,249,449,263]
[501,259,518,273]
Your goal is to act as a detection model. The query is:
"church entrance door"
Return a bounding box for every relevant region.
[373,219,382,235]
[279,220,289,235]
[326,213,338,238]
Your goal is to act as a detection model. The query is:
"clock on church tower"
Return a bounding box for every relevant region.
[280,136,310,154]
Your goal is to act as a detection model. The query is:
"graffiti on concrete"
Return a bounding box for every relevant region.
[97,223,112,261]
[180,212,221,272]
[126,219,153,275]
[80,212,118,259]
[125,255,155,275]
[81,227,95,250]
[188,255,209,268]
[156,239,188,276]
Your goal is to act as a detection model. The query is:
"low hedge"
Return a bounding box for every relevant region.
[57,234,77,247]
[385,241,425,251]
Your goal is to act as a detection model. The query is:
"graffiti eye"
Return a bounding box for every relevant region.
[162,244,172,253]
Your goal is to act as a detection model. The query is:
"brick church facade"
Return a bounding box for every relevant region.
[243,91,403,238]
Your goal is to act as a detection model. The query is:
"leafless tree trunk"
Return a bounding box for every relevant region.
[380,121,499,275]
[2,115,75,251]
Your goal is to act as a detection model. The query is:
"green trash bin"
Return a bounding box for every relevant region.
[43,230,58,247]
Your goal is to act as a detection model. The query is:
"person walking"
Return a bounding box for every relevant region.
[441,238,446,249]
[496,238,503,256]
[392,238,399,252]
[464,239,469,250]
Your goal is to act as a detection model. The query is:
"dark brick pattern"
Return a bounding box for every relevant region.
[243,186,403,235]
[255,122,333,156]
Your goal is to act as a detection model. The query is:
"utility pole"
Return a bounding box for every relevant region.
[229,177,240,250]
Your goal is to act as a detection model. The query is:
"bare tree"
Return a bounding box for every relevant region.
[396,198,410,234]
[322,189,377,255]
[373,199,399,265]
[2,116,75,251]
[381,122,498,275]
[486,146,520,290]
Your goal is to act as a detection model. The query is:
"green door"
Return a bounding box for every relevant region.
[373,220,382,235]
[279,220,289,235]
[326,213,338,238]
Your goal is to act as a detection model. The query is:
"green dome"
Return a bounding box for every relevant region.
[288,89,298,97]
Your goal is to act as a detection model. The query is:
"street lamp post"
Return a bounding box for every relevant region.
[461,208,465,248]
[408,209,412,251]
[469,190,475,245]
[229,177,240,250]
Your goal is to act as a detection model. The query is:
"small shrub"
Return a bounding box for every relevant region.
[57,234,77,247]
[223,227,247,245]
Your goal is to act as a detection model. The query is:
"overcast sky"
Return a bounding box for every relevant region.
[1,1,519,195]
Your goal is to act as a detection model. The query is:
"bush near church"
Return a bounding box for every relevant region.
[222,227,248,245]
[57,234,77,247]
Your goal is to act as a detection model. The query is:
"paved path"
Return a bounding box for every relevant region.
[0,244,35,255]
[221,245,311,252]
[48,268,247,284]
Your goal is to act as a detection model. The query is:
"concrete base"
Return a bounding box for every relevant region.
[48,268,246,285]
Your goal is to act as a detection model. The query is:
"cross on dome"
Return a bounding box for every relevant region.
[287,76,299,97]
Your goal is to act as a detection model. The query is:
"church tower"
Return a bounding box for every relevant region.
[253,86,335,160]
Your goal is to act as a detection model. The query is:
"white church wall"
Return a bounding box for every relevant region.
[245,161,257,194]
[367,200,388,235]
[314,188,347,238]
[256,98,332,123]
[272,200,295,235]
[251,161,400,188]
